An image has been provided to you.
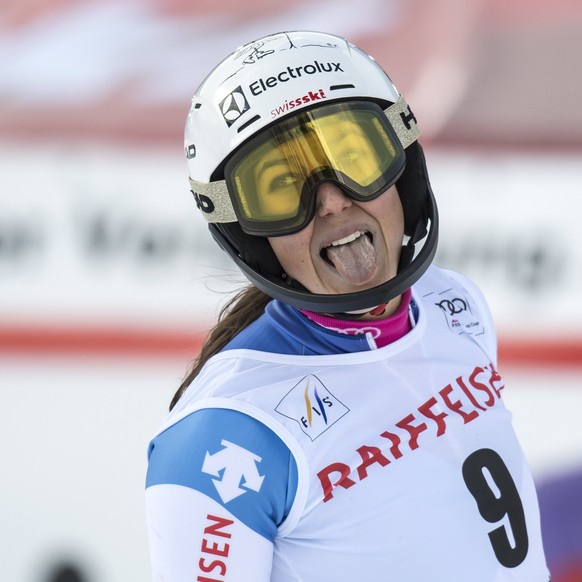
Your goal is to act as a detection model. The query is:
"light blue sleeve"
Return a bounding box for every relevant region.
[146,407,298,541]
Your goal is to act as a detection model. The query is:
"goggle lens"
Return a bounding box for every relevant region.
[225,101,405,236]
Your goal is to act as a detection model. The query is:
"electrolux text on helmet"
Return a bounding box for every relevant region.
[249,61,344,96]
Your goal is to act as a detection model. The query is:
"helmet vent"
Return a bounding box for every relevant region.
[329,84,356,91]
[237,114,261,133]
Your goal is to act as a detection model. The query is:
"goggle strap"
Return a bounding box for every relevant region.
[190,96,420,225]
[384,96,421,149]
[189,177,236,223]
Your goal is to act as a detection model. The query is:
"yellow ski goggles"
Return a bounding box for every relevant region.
[191,99,418,236]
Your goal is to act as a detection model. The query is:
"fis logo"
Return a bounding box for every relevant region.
[302,379,329,428]
[275,374,349,440]
[219,86,250,127]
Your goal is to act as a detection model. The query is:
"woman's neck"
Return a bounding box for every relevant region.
[300,289,413,348]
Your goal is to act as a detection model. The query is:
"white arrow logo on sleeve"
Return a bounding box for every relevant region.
[202,439,265,503]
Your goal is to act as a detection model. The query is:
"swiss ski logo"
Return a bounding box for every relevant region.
[202,439,264,503]
[275,374,349,440]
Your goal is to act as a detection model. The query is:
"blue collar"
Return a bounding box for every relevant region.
[222,300,375,356]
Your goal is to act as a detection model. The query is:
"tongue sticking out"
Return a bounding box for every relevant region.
[326,233,377,285]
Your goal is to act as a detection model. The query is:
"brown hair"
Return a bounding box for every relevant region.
[169,284,272,410]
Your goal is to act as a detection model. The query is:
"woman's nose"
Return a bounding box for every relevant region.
[316,182,352,217]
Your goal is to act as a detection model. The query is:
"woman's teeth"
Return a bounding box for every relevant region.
[329,230,366,247]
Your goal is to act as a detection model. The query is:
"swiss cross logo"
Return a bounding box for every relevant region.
[202,440,264,503]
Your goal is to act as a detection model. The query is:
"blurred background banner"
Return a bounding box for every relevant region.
[1,1,581,581]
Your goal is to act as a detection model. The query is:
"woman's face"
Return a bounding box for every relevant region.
[268,183,404,297]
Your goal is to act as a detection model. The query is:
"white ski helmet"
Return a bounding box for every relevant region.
[185,30,438,313]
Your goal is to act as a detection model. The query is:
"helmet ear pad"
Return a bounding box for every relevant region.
[396,141,432,244]
[211,222,286,280]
